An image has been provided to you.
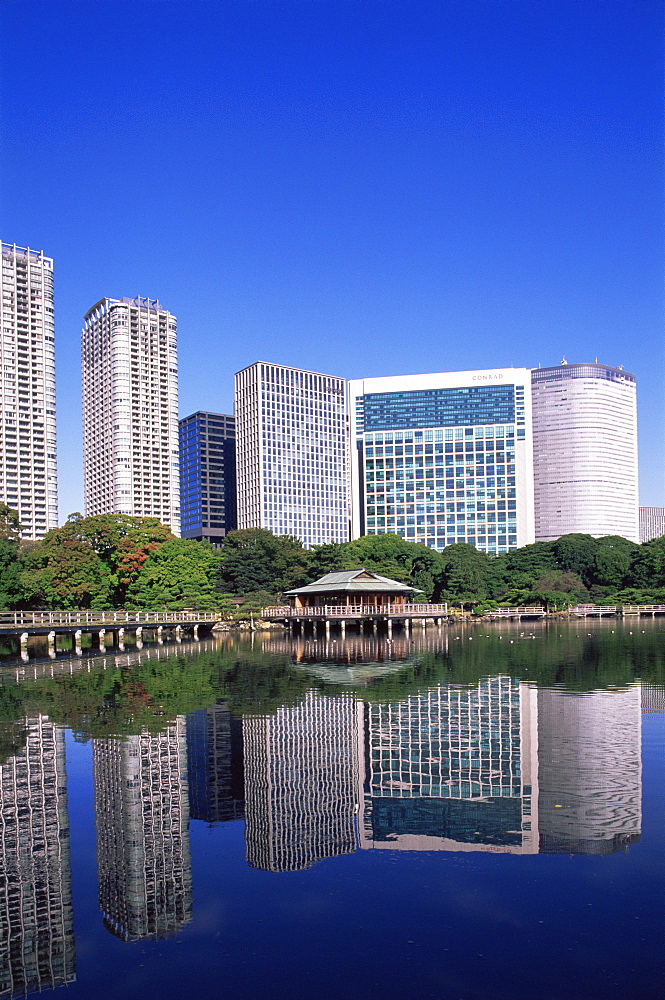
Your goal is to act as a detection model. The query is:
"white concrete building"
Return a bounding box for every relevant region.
[0,242,58,538]
[82,297,180,534]
[348,368,534,554]
[531,363,638,542]
[234,361,348,547]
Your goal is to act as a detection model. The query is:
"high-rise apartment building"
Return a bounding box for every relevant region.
[348,368,534,554]
[82,297,180,534]
[639,506,665,543]
[234,362,348,547]
[531,363,639,542]
[179,411,236,543]
[0,242,58,538]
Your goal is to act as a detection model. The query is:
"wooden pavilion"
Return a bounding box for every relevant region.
[284,569,418,609]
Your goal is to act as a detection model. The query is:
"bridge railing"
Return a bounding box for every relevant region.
[481,606,547,617]
[262,603,449,619]
[0,610,222,628]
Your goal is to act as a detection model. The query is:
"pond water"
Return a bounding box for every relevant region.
[0,619,663,1000]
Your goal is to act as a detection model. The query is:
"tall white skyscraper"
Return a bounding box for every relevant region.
[348,368,535,554]
[531,362,639,542]
[82,296,180,534]
[0,242,58,538]
[234,361,348,547]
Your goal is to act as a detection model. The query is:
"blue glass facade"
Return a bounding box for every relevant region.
[179,411,236,543]
[358,385,515,431]
[351,375,531,555]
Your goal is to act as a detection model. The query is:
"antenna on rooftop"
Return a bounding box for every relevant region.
[561,356,568,365]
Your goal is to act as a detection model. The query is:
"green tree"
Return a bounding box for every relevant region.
[0,503,23,609]
[126,538,222,609]
[592,535,639,592]
[436,543,493,604]
[220,529,308,594]
[628,535,665,591]
[65,513,173,604]
[529,569,588,611]
[553,534,598,588]
[20,526,111,609]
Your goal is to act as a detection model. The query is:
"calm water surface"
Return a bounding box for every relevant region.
[0,620,663,999]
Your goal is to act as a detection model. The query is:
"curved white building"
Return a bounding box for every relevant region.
[531,363,639,542]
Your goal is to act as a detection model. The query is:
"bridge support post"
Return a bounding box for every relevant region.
[340,620,346,638]
[135,626,143,649]
[387,619,392,639]
[325,620,330,639]
[117,628,125,651]
[193,624,199,640]
[404,619,410,637]
[20,632,29,661]
[74,630,82,656]
[48,631,56,659]
[156,626,163,644]
[97,629,106,653]
[372,620,377,635]
[175,625,183,642]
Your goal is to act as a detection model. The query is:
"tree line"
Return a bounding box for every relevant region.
[0,503,663,612]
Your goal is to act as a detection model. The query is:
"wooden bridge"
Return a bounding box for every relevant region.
[0,609,222,660]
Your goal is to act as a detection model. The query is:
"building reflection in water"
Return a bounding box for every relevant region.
[93,718,193,940]
[359,678,540,854]
[186,704,244,823]
[243,691,359,872]
[537,685,642,854]
[0,715,75,997]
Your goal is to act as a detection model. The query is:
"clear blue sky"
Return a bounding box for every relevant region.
[1,0,662,520]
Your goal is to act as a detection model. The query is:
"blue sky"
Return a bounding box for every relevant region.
[1,0,662,520]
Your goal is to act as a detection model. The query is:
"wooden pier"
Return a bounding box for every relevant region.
[0,609,221,660]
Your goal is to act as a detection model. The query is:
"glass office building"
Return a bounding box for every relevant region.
[348,369,534,554]
[179,411,236,543]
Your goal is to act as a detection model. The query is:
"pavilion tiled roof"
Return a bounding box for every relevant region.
[284,568,419,596]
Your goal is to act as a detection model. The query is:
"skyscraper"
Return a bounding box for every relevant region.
[234,361,348,547]
[82,296,180,534]
[639,506,665,543]
[0,242,58,538]
[531,362,639,542]
[179,411,236,543]
[348,368,534,554]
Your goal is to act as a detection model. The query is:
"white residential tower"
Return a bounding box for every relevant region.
[0,242,58,538]
[82,296,180,534]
